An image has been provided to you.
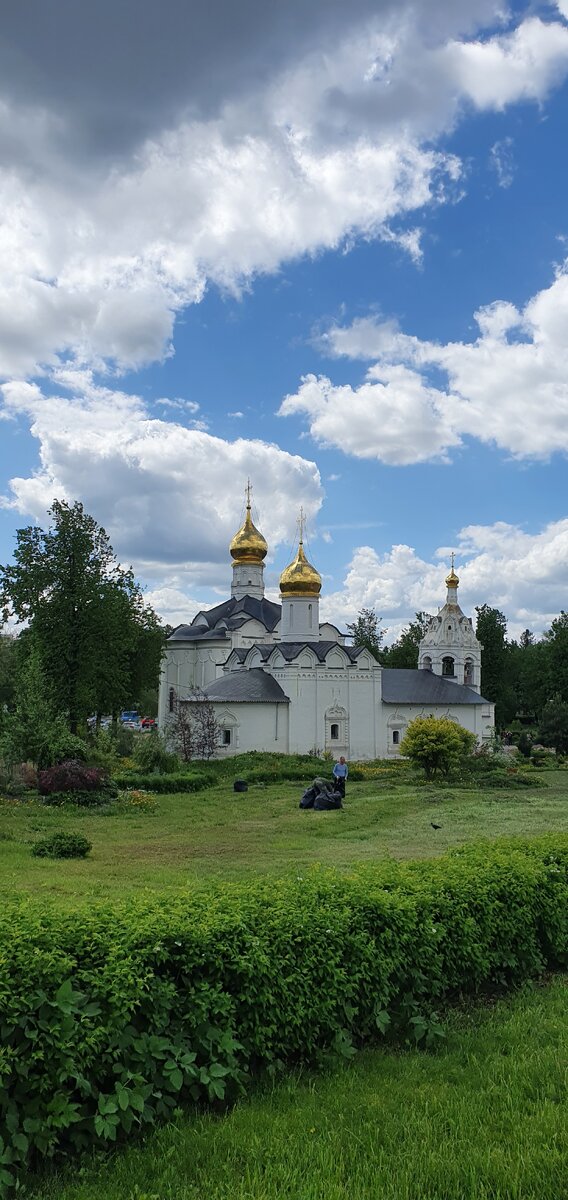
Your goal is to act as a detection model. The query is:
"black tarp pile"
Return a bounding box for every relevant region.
[299,777,343,811]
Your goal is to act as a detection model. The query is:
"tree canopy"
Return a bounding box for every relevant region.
[346,608,385,660]
[0,500,164,733]
[382,612,432,669]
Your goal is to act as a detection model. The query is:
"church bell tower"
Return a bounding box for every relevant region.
[418,557,482,692]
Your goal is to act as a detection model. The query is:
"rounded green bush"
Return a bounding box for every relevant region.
[31,832,92,858]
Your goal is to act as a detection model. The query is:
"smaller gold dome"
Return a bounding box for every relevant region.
[279,540,322,597]
[445,566,460,588]
[229,503,268,564]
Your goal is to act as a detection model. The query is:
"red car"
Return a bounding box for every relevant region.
[140,717,157,729]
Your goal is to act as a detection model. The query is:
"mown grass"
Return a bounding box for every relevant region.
[2,768,568,903]
[30,975,568,1200]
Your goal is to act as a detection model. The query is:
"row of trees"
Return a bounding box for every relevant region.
[0,501,165,765]
[347,604,568,731]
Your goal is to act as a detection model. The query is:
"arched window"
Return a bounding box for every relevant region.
[422,655,432,671]
[330,723,339,740]
[169,687,175,713]
[221,729,231,746]
[464,659,474,685]
[442,656,455,677]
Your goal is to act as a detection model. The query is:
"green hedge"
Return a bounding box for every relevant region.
[1,836,567,1189]
[114,772,215,794]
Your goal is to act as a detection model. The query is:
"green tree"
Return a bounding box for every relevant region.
[400,716,476,780]
[1,638,87,768]
[346,608,385,661]
[0,500,163,733]
[475,605,517,728]
[0,633,17,710]
[542,612,568,705]
[383,612,432,669]
[538,698,568,755]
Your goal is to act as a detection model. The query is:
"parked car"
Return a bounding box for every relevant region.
[140,717,157,729]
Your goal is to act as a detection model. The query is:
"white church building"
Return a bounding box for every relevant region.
[158,493,495,759]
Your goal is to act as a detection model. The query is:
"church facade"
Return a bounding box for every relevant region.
[158,495,495,759]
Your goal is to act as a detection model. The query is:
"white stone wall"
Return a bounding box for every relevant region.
[210,701,290,755]
[158,639,229,727]
[382,701,495,757]
[260,661,382,758]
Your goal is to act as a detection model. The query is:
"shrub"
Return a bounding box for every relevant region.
[400,717,477,779]
[1,835,568,1189]
[38,759,108,796]
[132,731,178,775]
[517,732,533,758]
[41,788,116,807]
[114,771,213,794]
[31,833,92,859]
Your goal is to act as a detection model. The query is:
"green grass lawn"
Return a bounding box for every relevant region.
[2,769,568,903]
[31,976,568,1200]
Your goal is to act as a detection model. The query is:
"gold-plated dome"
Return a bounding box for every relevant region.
[445,561,459,588]
[229,502,268,563]
[279,539,322,597]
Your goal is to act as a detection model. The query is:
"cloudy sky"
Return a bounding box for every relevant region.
[1,0,568,640]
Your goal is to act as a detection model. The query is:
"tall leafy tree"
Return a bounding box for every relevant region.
[346,608,385,661]
[538,697,568,755]
[475,604,517,727]
[542,612,568,705]
[383,612,432,669]
[0,633,17,710]
[0,500,163,732]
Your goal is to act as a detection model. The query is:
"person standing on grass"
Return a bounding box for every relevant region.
[332,755,348,798]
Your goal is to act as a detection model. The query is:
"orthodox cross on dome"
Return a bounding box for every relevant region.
[450,551,455,570]
[245,478,252,508]
[297,506,306,543]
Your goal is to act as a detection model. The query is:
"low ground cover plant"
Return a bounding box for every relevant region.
[1,834,567,1190]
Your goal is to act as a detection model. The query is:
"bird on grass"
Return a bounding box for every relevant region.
[430,822,442,830]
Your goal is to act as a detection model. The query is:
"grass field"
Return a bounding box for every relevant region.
[30,976,568,1200]
[2,767,568,903]
[4,763,568,1197]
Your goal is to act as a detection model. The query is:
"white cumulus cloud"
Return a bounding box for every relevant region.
[0,374,323,588]
[284,262,568,463]
[1,7,567,377]
[320,518,568,640]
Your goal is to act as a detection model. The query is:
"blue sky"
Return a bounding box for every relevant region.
[1,0,568,640]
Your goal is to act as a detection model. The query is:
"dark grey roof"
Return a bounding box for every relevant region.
[382,669,488,706]
[169,595,281,642]
[197,668,290,704]
[230,640,361,664]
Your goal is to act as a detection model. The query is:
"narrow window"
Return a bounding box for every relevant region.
[169,687,175,713]
[442,656,454,677]
[464,659,474,685]
[392,730,400,745]
[330,723,339,740]
[290,604,293,628]
[221,729,231,746]
[308,602,313,628]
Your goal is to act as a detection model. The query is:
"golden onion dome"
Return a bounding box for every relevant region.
[445,566,460,588]
[229,503,268,563]
[279,539,322,597]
